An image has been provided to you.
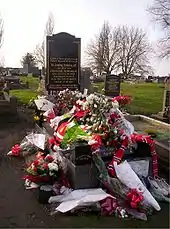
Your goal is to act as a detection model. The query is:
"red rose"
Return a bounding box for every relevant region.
[43,163,49,170]
[33,166,37,172]
[11,144,21,156]
[33,160,39,167]
[45,155,54,163]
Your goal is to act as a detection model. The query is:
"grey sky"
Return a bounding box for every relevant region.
[0,0,169,75]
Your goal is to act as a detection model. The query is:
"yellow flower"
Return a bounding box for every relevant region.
[34,115,40,121]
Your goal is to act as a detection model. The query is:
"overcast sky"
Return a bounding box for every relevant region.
[0,0,169,75]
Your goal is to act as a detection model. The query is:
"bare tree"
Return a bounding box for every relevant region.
[45,12,54,36]
[86,21,121,75]
[0,14,4,50]
[148,0,170,58]
[116,26,152,78]
[87,22,152,78]
[34,42,45,67]
[34,12,55,67]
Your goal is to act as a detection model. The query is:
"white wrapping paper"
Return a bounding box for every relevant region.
[26,133,46,150]
[114,160,160,211]
[34,98,55,111]
[49,188,114,213]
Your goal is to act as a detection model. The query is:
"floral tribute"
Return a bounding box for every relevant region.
[24,152,62,184]
[112,95,132,108]
[7,89,170,220]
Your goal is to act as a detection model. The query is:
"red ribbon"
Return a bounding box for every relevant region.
[127,189,144,209]
[11,144,21,156]
[23,175,51,183]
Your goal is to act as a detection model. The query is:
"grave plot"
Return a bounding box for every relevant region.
[4,89,169,227]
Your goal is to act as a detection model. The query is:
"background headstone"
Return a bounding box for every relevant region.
[104,74,120,97]
[46,32,81,93]
[80,68,91,93]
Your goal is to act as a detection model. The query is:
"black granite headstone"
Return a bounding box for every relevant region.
[46,32,81,93]
[105,74,120,97]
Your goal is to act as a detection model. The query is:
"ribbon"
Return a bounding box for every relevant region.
[11,144,21,156]
[127,188,144,209]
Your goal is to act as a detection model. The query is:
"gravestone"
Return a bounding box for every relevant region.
[104,74,120,97]
[80,68,91,93]
[152,77,170,123]
[162,78,170,120]
[46,32,81,94]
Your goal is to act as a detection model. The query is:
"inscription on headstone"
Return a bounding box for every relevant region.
[105,74,120,97]
[46,32,81,92]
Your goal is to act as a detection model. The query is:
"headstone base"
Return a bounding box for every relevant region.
[151,113,170,124]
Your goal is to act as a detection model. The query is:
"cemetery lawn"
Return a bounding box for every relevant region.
[10,76,39,105]
[20,76,39,89]
[10,89,38,105]
[93,82,164,115]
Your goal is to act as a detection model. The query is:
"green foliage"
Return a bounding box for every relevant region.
[92,82,164,115]
[21,52,37,67]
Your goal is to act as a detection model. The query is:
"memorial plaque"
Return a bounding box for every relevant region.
[105,74,120,97]
[46,32,81,92]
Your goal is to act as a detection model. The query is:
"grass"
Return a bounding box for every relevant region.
[10,76,164,115]
[10,76,39,105]
[10,89,38,105]
[93,82,164,115]
[20,76,39,89]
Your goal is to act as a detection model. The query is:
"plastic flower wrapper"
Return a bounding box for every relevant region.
[109,108,134,137]
[43,108,56,123]
[50,150,68,174]
[92,153,152,220]
[7,134,38,157]
[114,160,160,211]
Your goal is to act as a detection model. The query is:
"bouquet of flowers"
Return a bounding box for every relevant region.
[7,132,47,157]
[74,94,119,133]
[112,95,132,108]
[24,152,63,184]
[54,89,83,115]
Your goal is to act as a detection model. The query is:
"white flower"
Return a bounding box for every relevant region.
[48,162,58,171]
[112,101,119,108]
[49,171,54,176]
